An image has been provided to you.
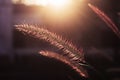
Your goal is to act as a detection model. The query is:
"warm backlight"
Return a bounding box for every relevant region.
[48,0,69,8]
[23,0,70,8]
[23,0,48,6]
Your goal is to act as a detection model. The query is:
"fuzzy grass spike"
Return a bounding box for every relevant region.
[15,24,87,77]
[88,3,120,39]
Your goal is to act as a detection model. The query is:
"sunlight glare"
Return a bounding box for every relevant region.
[35,0,49,6]
[23,0,70,8]
[48,0,69,8]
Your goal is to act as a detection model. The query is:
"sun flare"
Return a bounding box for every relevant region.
[23,0,70,7]
[48,0,69,8]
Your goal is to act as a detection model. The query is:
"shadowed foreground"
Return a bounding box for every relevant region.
[0,53,103,80]
[0,54,81,80]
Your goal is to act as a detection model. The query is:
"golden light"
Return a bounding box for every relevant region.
[48,0,69,8]
[23,0,48,6]
[22,0,71,8]
[35,0,49,6]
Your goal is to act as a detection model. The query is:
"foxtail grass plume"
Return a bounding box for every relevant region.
[88,3,120,39]
[39,51,88,77]
[15,24,87,77]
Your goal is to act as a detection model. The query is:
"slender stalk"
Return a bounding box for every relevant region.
[88,3,120,39]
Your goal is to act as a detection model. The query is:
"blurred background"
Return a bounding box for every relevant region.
[0,0,120,80]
